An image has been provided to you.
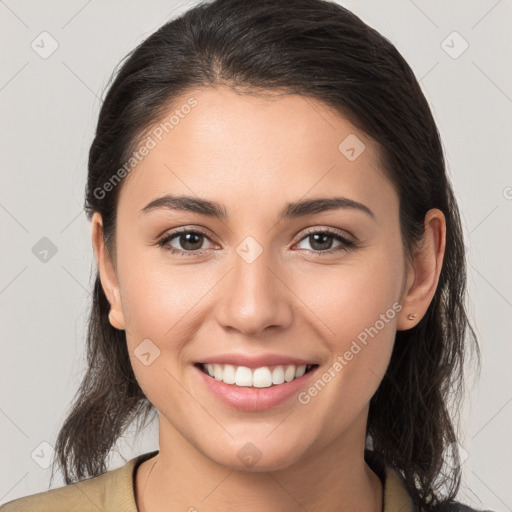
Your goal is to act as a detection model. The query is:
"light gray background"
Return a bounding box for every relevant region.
[1,0,511,509]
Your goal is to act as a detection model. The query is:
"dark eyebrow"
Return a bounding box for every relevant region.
[139,194,375,220]
[281,196,375,220]
[140,194,228,219]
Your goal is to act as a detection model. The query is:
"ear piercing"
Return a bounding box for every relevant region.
[407,313,417,320]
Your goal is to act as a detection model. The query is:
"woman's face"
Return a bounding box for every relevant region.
[95,86,415,470]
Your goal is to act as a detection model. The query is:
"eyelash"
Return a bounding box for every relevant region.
[156,227,357,257]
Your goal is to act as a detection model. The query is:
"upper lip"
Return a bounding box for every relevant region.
[197,353,318,369]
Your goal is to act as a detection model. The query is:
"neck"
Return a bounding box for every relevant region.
[136,410,382,512]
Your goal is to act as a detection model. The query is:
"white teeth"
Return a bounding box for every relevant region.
[295,364,306,379]
[272,366,285,385]
[284,365,296,382]
[235,366,253,386]
[222,364,236,384]
[252,367,272,388]
[213,364,223,381]
[202,363,311,387]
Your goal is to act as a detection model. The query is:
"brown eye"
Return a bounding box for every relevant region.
[157,229,214,256]
[295,229,356,255]
[306,233,336,251]
[175,232,205,251]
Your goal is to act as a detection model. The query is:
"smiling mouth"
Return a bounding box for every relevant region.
[194,362,319,388]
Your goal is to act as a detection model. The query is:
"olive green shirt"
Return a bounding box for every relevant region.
[0,450,424,511]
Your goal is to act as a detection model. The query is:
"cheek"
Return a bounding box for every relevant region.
[299,245,403,332]
[294,244,404,389]
[284,267,401,448]
[117,242,210,339]
[117,254,225,406]
[117,257,208,411]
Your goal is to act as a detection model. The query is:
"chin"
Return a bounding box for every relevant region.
[200,434,311,472]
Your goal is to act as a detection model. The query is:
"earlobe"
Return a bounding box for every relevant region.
[91,212,126,331]
[397,208,446,331]
[108,308,125,331]
[108,286,126,331]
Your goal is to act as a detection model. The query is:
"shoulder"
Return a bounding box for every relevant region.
[0,451,158,512]
[0,477,101,512]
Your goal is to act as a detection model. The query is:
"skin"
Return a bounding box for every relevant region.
[91,85,446,512]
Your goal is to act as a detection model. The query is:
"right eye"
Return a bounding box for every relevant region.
[157,228,215,256]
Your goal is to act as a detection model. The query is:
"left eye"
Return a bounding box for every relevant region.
[295,231,355,253]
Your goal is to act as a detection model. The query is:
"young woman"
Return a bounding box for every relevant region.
[1,0,493,511]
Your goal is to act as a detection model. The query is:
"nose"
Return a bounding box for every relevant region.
[214,247,293,337]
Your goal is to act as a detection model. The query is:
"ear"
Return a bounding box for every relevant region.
[91,212,125,331]
[397,208,446,330]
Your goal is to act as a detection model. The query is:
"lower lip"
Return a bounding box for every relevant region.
[194,364,319,411]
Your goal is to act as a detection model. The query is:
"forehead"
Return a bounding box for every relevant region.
[118,86,396,222]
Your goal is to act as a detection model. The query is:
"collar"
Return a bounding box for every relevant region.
[103,449,415,511]
[365,449,416,512]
